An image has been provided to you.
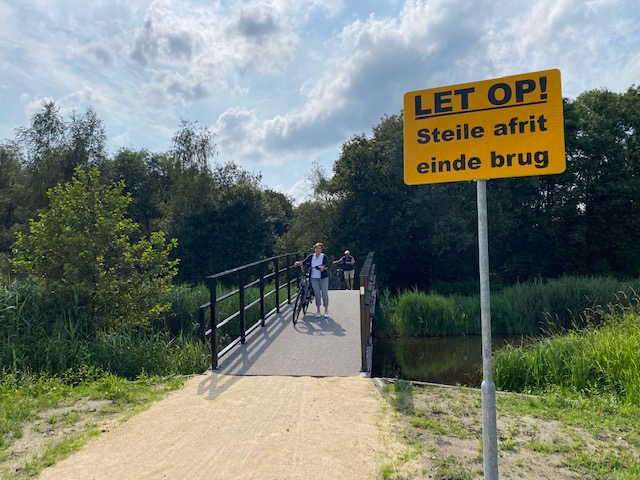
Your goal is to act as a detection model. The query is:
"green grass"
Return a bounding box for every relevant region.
[494,310,640,403]
[0,370,186,479]
[380,380,640,479]
[0,279,212,378]
[432,456,474,480]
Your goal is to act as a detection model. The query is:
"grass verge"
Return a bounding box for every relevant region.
[0,370,186,479]
[379,380,640,479]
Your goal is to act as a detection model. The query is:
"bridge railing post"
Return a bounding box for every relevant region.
[209,277,219,369]
[198,305,206,343]
[259,262,266,327]
[286,254,292,302]
[274,257,280,313]
[358,252,376,373]
[239,271,246,344]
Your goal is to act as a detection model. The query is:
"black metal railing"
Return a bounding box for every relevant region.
[358,252,377,373]
[198,252,302,369]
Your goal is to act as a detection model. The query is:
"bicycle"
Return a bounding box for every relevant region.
[292,265,315,324]
[329,265,344,290]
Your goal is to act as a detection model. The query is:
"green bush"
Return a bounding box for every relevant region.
[11,167,178,332]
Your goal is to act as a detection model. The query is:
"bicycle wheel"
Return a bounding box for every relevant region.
[292,284,306,324]
[302,285,310,315]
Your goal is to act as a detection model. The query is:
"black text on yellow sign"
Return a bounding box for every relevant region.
[403,69,566,185]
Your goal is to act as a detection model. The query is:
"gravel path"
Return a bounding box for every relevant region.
[38,375,388,480]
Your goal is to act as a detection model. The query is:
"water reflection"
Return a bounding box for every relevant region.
[372,336,523,387]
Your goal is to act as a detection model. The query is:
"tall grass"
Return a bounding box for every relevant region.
[1,279,210,379]
[494,307,640,404]
[376,276,640,337]
[380,288,469,337]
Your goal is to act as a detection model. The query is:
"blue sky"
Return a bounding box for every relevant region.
[1,0,639,203]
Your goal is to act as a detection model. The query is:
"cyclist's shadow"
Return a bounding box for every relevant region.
[294,315,346,337]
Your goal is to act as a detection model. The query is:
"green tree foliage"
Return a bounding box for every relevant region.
[15,101,66,164]
[66,107,108,168]
[485,87,640,282]
[11,168,178,331]
[3,86,640,291]
[171,119,216,171]
[561,86,640,276]
[13,101,108,218]
[103,148,172,235]
[0,142,25,254]
[173,162,280,282]
[277,161,339,259]
[313,86,640,290]
[262,189,294,240]
[277,200,336,256]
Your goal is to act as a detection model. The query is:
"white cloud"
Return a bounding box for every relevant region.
[1,0,638,201]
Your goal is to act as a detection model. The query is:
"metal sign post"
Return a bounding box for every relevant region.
[477,179,498,479]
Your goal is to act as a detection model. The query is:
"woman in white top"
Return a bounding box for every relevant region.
[294,242,330,318]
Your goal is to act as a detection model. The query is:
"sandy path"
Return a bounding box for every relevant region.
[38,373,388,480]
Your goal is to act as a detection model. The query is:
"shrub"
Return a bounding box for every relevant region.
[11,167,178,332]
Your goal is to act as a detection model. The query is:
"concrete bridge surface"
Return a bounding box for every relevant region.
[218,289,365,377]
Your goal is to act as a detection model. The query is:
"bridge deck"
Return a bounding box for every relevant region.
[217,290,364,377]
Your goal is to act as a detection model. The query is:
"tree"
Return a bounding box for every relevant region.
[66,107,107,168]
[560,86,640,277]
[13,101,109,215]
[14,100,65,165]
[0,142,26,254]
[11,168,178,331]
[171,119,216,171]
[104,148,172,235]
[323,114,480,289]
[277,200,336,257]
[173,162,279,281]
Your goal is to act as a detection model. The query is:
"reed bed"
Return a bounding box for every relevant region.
[377,275,640,337]
[1,280,211,378]
[494,309,640,403]
[0,275,291,379]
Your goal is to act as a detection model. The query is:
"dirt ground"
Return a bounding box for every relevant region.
[3,373,610,479]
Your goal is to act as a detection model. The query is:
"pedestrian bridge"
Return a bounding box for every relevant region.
[217,290,365,377]
[199,252,377,377]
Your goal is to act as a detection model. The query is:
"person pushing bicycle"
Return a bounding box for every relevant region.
[294,242,330,318]
[333,250,355,290]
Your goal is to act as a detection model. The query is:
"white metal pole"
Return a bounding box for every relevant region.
[477,179,499,479]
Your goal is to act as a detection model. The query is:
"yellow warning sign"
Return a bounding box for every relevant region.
[403,69,565,185]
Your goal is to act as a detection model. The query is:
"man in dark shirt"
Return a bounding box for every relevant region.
[333,250,356,290]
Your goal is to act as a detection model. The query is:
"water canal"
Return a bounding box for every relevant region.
[371,336,525,387]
